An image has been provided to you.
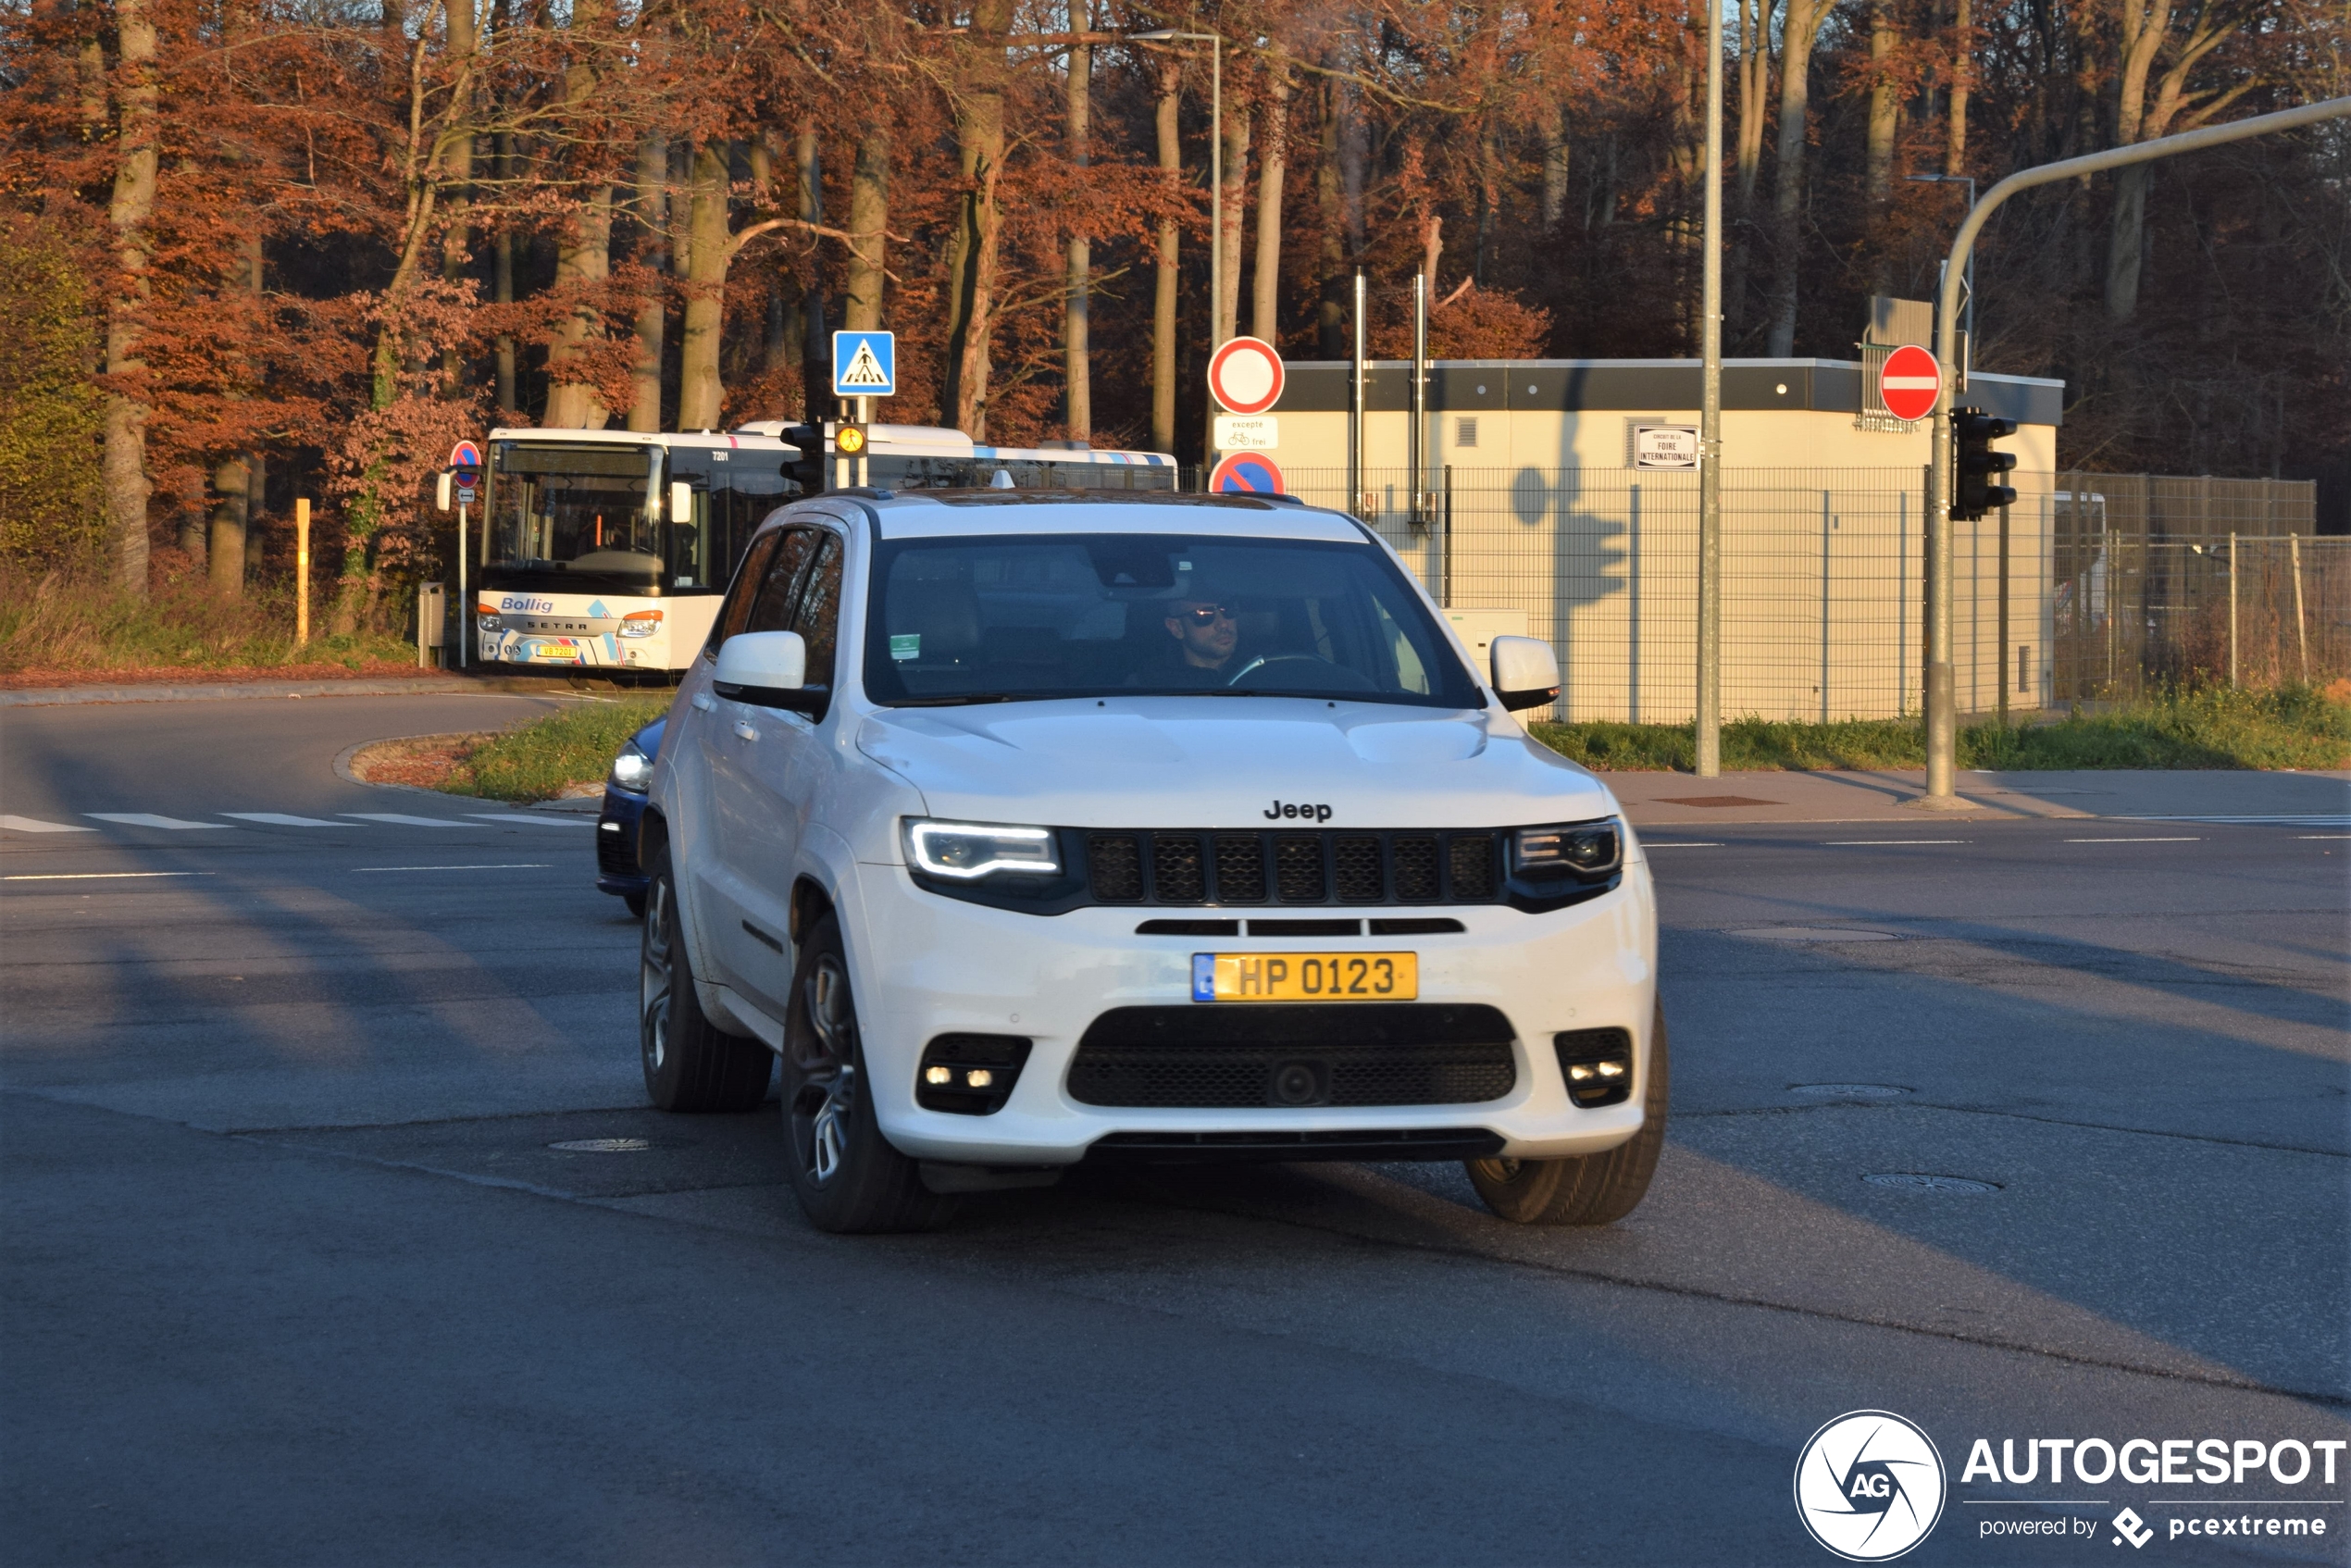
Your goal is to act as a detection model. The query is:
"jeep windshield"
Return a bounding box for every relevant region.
[864,533,1483,709]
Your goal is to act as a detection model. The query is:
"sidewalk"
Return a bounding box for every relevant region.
[1601,767,2351,828]
[0,674,629,707]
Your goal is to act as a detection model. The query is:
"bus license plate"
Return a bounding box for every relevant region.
[1191,952,1417,1002]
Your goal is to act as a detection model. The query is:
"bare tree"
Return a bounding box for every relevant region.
[939,0,1014,437]
[1065,8,1091,440]
[1152,56,1180,454]
[1764,0,1838,355]
[102,0,159,593]
[1252,60,1290,343]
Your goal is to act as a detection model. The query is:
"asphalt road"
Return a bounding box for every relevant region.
[4,694,2346,1566]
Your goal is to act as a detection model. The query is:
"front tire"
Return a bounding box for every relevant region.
[783,915,957,1234]
[639,844,773,1112]
[1465,1002,1670,1226]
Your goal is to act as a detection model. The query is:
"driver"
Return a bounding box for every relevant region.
[1158,596,1243,685]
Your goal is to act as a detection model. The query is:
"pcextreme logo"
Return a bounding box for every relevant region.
[1795,1410,1948,1562]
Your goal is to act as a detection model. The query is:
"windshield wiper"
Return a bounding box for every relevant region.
[889,692,1032,707]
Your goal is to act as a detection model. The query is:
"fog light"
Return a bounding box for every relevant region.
[915,1034,1031,1115]
[1555,1027,1636,1108]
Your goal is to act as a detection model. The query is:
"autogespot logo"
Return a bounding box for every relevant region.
[1795,1411,1948,1562]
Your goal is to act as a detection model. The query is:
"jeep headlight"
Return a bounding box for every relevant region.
[1512,817,1622,877]
[607,741,653,793]
[902,819,1062,879]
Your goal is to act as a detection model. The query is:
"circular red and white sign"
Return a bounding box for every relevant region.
[449,439,483,468]
[1878,345,1941,423]
[1208,452,1285,494]
[1208,337,1285,415]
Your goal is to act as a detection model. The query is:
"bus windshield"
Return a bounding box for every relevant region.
[484,443,666,590]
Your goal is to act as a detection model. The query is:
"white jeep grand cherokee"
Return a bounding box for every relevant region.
[637,489,1663,1233]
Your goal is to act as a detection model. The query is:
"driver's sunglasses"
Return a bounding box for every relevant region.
[1180,604,1238,625]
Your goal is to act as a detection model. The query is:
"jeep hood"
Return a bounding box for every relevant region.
[854,698,1615,830]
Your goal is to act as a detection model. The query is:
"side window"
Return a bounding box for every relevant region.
[790,535,845,689]
[705,528,784,658]
[743,528,820,635]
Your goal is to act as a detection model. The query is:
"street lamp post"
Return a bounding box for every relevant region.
[1695,0,1724,778]
[1133,29,1224,477]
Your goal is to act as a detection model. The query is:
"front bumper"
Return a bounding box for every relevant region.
[843,856,1658,1165]
[596,787,649,898]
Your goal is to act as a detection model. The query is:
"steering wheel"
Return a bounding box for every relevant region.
[1225,653,1377,693]
[1225,653,1331,687]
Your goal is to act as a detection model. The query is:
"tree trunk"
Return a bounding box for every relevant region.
[2105,0,2234,321]
[1337,78,1367,256]
[1763,0,1831,357]
[493,132,516,415]
[1423,215,1443,290]
[939,0,1014,439]
[674,141,729,431]
[1474,115,1499,284]
[542,184,614,428]
[1945,0,1972,174]
[103,0,159,595]
[441,0,479,393]
[796,124,828,421]
[1866,0,1897,202]
[1152,60,1180,456]
[209,232,263,598]
[628,133,668,433]
[1540,98,1570,230]
[1314,79,1346,358]
[1064,14,1091,440]
[843,118,888,334]
[1735,0,1772,209]
[1251,65,1287,345]
[1216,102,1250,346]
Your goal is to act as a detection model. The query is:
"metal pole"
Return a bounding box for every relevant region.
[1350,268,1366,517]
[455,501,467,670]
[2227,531,2238,690]
[1922,94,2351,800]
[295,497,312,649]
[1411,273,1427,527]
[1996,502,2009,728]
[1694,0,1723,778]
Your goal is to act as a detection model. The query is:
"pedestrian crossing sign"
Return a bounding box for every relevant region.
[831,330,896,396]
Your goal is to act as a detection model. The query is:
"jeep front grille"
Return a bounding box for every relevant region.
[1082,828,1504,907]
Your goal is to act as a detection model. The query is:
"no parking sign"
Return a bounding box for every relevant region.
[1208,453,1285,495]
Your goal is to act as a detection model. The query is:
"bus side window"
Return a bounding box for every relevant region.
[705,529,786,659]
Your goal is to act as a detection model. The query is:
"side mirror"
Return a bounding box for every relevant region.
[714,630,823,714]
[669,480,694,523]
[1490,635,1561,713]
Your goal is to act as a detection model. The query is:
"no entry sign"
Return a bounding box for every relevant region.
[1208,337,1285,415]
[1879,345,1941,422]
[1209,452,1285,494]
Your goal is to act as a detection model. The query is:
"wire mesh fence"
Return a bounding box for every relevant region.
[1272,466,2333,722]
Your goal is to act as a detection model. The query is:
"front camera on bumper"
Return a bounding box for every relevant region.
[903,819,1062,879]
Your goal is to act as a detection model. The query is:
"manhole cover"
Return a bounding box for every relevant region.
[548,1138,653,1153]
[1863,1173,2000,1193]
[1657,795,1781,808]
[1791,1083,1911,1098]
[1735,926,1904,942]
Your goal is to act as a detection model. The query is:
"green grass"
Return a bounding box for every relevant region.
[0,567,416,675]
[434,695,677,803]
[1530,686,2351,773]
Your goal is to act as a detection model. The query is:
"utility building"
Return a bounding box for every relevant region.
[1254,355,2065,725]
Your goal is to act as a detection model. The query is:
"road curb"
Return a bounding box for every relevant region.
[333,732,604,813]
[0,675,641,707]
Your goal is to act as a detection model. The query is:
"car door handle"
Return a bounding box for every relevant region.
[733,720,759,741]
[691,692,715,712]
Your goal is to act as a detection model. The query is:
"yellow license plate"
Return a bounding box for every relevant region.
[1191,952,1417,1002]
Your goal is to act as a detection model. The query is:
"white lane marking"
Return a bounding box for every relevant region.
[2297,835,2349,840]
[2117,814,2351,827]
[1822,839,1970,846]
[4,871,214,881]
[84,814,230,830]
[221,812,347,827]
[353,863,553,873]
[1,815,96,833]
[1642,841,1722,848]
[463,814,594,828]
[341,814,470,828]
[2064,836,2200,843]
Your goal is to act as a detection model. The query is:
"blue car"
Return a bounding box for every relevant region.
[595,716,665,916]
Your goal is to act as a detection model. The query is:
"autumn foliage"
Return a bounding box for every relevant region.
[5,0,2345,625]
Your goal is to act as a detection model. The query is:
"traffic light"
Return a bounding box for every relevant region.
[1952,407,2017,520]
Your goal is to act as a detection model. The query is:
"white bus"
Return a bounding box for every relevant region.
[470,424,1177,674]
